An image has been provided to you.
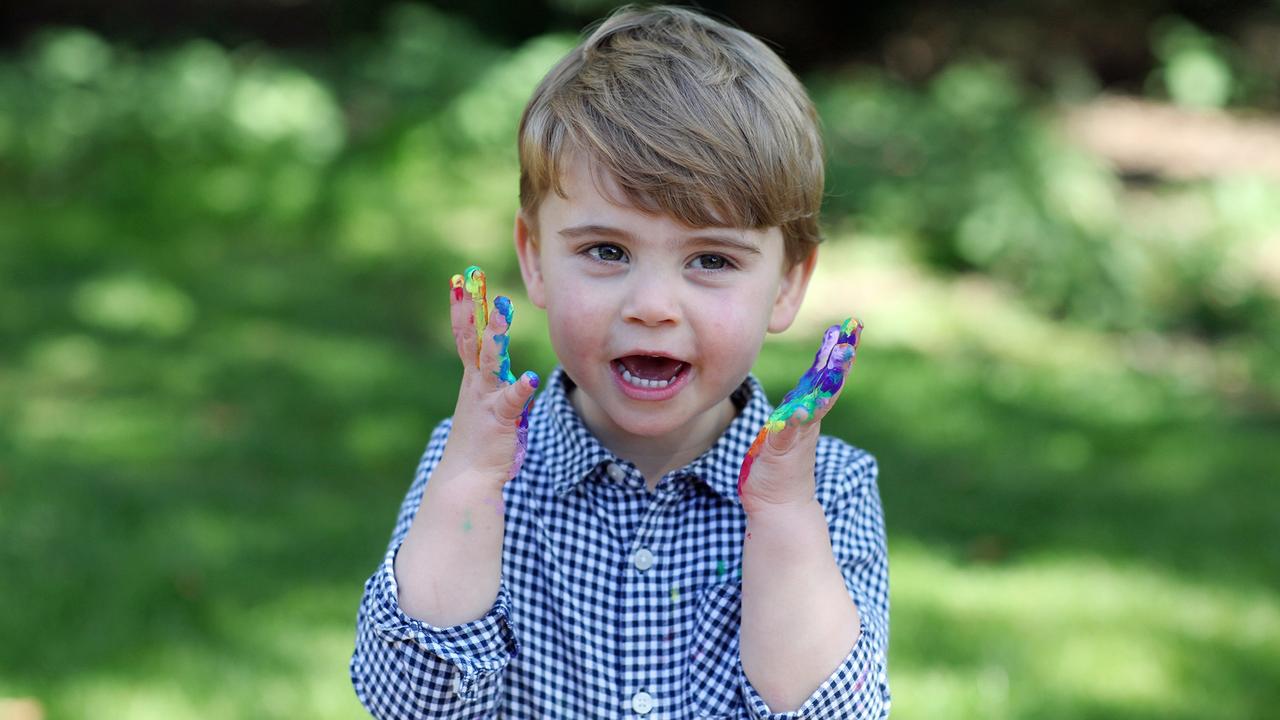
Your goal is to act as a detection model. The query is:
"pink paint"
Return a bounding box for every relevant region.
[850,666,868,695]
[484,496,506,515]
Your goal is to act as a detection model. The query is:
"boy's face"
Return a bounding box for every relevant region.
[515,153,814,443]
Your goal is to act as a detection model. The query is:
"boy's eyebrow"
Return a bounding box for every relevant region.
[557,224,762,255]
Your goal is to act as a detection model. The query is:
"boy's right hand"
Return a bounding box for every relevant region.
[437,266,539,489]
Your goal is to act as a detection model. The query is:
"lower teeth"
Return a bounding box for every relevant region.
[620,365,678,389]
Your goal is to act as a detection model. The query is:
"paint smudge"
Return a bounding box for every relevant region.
[511,370,537,478]
[450,265,538,480]
[491,296,518,385]
[715,559,726,578]
[484,495,506,516]
[737,318,863,497]
[450,266,489,368]
[463,266,488,334]
[850,665,869,695]
[669,583,680,602]
[461,509,473,533]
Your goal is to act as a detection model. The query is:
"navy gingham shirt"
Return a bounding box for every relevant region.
[351,367,891,718]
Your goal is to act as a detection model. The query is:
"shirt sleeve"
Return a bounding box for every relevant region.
[350,418,522,719]
[737,450,891,719]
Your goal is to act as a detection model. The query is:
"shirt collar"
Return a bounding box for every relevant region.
[534,366,773,506]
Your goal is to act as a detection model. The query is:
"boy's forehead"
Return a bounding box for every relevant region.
[548,152,767,239]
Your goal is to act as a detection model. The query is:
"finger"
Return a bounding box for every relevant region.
[764,405,808,453]
[507,371,539,479]
[483,296,518,385]
[823,342,854,374]
[464,266,488,367]
[837,317,863,347]
[778,323,843,407]
[495,369,539,423]
[815,343,854,394]
[809,379,845,424]
[450,273,479,369]
[800,344,852,422]
[805,342,857,423]
[817,323,844,365]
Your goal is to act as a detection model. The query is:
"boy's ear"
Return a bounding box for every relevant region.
[767,246,818,333]
[514,211,547,309]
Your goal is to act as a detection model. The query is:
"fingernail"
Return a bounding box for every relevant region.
[525,370,540,389]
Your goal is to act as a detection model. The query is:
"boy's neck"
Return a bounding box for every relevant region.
[569,388,738,491]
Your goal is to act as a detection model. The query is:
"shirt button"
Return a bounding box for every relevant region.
[631,690,654,715]
[632,547,655,572]
[606,462,626,481]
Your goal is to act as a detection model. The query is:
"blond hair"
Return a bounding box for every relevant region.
[517,4,825,267]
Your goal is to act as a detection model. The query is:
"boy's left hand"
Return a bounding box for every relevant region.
[737,319,862,516]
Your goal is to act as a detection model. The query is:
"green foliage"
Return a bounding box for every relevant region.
[1149,17,1236,109]
[815,62,1139,328]
[812,59,1280,360]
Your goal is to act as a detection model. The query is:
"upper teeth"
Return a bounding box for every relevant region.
[621,365,676,389]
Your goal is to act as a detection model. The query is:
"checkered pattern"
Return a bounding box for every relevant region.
[351,367,891,718]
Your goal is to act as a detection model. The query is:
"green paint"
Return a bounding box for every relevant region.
[716,560,726,578]
[669,583,680,602]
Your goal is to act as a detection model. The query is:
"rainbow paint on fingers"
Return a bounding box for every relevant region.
[450,265,538,479]
[451,266,490,368]
[492,296,519,385]
[737,317,863,498]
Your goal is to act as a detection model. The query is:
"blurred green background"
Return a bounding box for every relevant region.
[1,1,1278,718]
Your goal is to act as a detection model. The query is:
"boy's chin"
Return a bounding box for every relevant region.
[604,407,692,439]
[604,387,741,441]
[591,389,704,439]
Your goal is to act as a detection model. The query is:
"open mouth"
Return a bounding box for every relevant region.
[611,355,691,390]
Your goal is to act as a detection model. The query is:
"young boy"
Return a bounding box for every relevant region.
[350,5,890,718]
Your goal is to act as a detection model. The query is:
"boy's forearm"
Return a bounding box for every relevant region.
[393,460,508,627]
[740,497,861,713]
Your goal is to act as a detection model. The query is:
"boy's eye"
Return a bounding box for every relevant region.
[691,254,730,271]
[588,244,627,263]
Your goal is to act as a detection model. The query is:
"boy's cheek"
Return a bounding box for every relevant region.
[706,294,771,337]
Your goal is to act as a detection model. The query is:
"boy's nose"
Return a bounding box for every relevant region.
[621,273,681,327]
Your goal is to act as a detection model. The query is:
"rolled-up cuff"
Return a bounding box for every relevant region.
[368,542,520,699]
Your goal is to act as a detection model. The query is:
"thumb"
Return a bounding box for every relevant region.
[495,370,539,423]
[763,406,811,454]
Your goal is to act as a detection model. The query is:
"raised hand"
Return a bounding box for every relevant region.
[441,265,539,482]
[737,318,862,513]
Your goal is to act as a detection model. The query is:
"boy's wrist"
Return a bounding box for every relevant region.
[430,457,509,501]
[743,495,822,525]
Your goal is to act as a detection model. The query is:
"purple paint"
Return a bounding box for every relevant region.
[737,318,863,497]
